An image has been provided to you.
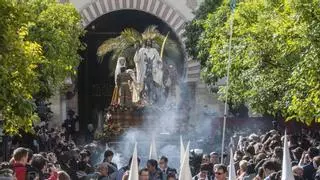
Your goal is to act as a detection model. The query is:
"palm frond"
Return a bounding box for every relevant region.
[142,25,159,40]
[97,37,121,57]
[160,32,169,59]
[121,28,142,45]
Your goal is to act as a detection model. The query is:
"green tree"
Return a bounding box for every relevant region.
[27,0,85,99]
[0,0,43,133]
[198,0,320,124]
[0,0,84,134]
[183,0,223,65]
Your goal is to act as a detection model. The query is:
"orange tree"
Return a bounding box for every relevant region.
[0,0,84,134]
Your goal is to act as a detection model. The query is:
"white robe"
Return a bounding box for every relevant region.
[134,49,146,85]
[126,69,139,103]
[134,49,146,98]
[150,49,163,87]
[114,57,126,86]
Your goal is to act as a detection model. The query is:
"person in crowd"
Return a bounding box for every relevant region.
[76,161,88,180]
[192,163,210,180]
[86,124,95,143]
[62,110,76,141]
[116,157,140,180]
[0,162,15,180]
[262,160,278,180]
[87,163,111,180]
[303,147,319,180]
[208,152,218,178]
[25,148,36,179]
[31,154,58,180]
[78,150,94,174]
[139,168,149,180]
[167,173,176,180]
[292,147,304,166]
[292,166,303,180]
[242,163,255,180]
[103,150,118,178]
[233,150,244,173]
[209,152,219,165]
[213,164,227,180]
[11,147,28,180]
[146,159,163,180]
[236,160,248,180]
[57,171,70,180]
[202,154,210,164]
[158,156,177,178]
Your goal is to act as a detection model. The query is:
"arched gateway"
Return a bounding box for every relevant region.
[78,0,200,82]
[80,0,187,43]
[57,0,204,131]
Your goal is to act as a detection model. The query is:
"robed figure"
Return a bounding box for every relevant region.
[134,40,164,104]
[117,67,133,107]
[111,57,127,105]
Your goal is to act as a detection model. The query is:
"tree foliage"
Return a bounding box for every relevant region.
[196,0,320,125]
[0,0,84,134]
[183,0,223,64]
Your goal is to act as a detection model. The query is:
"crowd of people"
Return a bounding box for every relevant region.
[1,119,320,180]
[191,128,320,180]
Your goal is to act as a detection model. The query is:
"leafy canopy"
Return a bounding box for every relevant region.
[197,0,320,125]
[0,0,84,134]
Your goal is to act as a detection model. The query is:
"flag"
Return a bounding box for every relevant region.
[281,131,294,180]
[180,136,185,168]
[179,141,192,180]
[149,136,158,160]
[128,142,139,180]
[228,148,236,180]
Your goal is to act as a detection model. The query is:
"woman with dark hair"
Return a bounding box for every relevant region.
[103,150,118,179]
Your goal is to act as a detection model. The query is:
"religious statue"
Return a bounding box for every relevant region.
[114,57,126,86]
[117,67,133,107]
[126,69,139,103]
[96,26,183,107]
[111,57,127,105]
[134,40,163,104]
[134,48,146,100]
[144,55,156,103]
[164,63,179,102]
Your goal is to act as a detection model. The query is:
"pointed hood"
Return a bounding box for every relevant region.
[179,141,192,180]
[149,136,158,160]
[238,136,243,150]
[180,136,185,168]
[128,142,139,180]
[228,148,236,180]
[281,131,294,180]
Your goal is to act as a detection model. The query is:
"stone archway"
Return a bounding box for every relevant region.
[79,0,200,83]
[80,0,187,42]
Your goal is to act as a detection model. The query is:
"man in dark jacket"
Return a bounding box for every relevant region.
[303,147,319,180]
[147,159,163,180]
[158,156,177,179]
